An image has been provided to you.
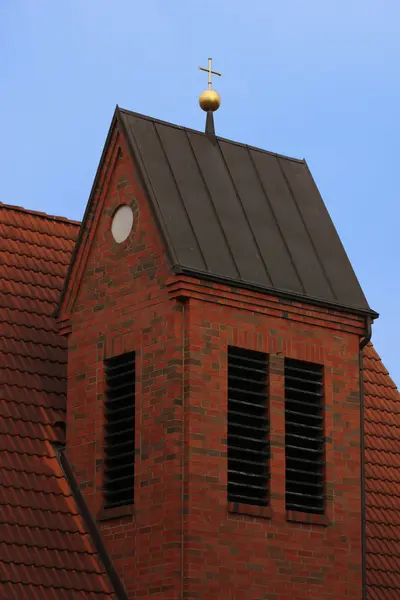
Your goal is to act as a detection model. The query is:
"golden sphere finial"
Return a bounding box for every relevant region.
[199,89,221,112]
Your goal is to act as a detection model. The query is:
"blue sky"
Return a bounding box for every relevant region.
[1,0,399,382]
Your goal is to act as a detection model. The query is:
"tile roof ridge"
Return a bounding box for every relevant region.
[0,202,81,226]
[118,106,306,164]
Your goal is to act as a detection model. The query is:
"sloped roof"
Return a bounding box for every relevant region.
[117,108,374,316]
[364,342,400,598]
[0,203,116,599]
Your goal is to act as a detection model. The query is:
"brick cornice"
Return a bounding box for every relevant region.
[166,275,366,336]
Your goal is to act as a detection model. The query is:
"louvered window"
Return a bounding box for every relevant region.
[104,352,135,509]
[228,347,269,506]
[285,358,324,514]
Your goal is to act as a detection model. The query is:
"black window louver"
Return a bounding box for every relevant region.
[228,346,269,506]
[285,358,324,514]
[104,351,135,509]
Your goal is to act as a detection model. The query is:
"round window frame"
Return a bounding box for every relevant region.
[107,196,139,257]
[111,204,135,244]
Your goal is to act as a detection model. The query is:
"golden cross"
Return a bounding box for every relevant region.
[199,58,222,90]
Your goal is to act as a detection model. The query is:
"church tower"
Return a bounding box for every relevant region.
[56,69,375,599]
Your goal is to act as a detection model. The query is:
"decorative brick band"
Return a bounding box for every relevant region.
[166,276,366,336]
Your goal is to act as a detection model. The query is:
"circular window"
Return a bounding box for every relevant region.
[111,205,134,243]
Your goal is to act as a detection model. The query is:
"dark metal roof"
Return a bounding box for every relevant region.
[118,108,374,316]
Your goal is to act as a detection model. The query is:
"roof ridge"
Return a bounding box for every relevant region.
[118,107,306,163]
[0,202,81,225]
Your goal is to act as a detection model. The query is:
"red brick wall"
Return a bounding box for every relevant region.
[64,128,185,598]
[62,126,365,599]
[177,288,364,600]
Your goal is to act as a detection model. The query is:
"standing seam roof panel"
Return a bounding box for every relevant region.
[281,158,369,307]
[155,123,237,277]
[189,132,270,285]
[251,149,334,300]
[219,140,303,293]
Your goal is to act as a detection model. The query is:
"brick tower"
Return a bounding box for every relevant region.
[56,107,376,599]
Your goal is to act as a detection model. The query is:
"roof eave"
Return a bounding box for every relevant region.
[178,267,379,320]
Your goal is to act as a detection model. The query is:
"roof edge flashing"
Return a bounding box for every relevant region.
[54,446,129,600]
[177,267,378,320]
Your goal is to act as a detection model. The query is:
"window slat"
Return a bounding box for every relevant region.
[104,351,135,509]
[285,358,324,515]
[228,346,269,507]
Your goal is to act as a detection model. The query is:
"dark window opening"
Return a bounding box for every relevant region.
[228,346,269,506]
[285,358,324,514]
[104,351,135,509]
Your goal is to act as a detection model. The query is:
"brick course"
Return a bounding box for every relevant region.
[59,126,366,599]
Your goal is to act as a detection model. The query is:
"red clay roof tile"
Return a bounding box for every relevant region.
[0,203,115,598]
[364,341,400,597]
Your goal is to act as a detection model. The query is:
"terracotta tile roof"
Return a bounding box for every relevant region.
[364,342,400,598]
[0,203,116,599]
